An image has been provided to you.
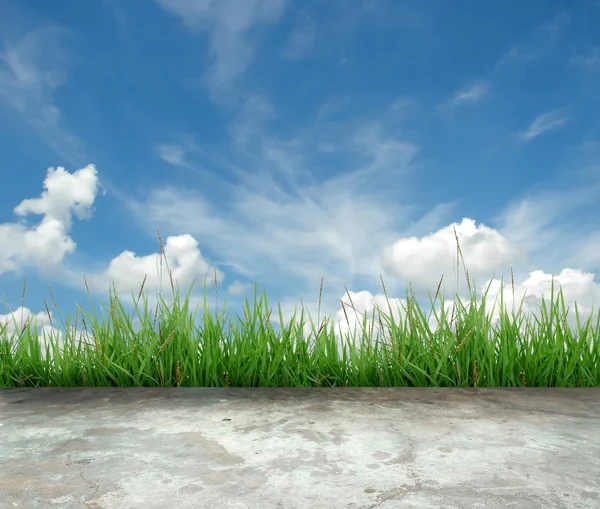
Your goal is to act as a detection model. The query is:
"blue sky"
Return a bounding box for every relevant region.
[1,0,600,358]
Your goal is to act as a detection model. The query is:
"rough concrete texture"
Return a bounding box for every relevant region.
[0,387,598,509]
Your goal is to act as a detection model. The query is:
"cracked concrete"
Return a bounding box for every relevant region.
[0,388,599,509]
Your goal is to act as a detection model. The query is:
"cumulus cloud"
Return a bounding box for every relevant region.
[264,288,407,360]
[280,11,317,60]
[520,110,569,141]
[0,165,101,275]
[1,232,225,363]
[82,234,224,297]
[154,0,288,97]
[381,218,525,295]
[272,265,600,363]
[0,306,93,363]
[0,185,223,360]
[0,162,223,311]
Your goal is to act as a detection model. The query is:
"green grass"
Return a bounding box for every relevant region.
[0,233,598,388]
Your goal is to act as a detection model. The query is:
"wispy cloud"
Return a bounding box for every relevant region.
[154,0,288,99]
[444,80,489,109]
[315,95,354,121]
[0,19,86,165]
[227,281,251,295]
[535,11,570,42]
[156,143,186,166]
[280,11,317,60]
[351,123,418,173]
[493,183,600,271]
[496,11,570,69]
[570,46,600,72]
[520,110,569,141]
[128,100,421,303]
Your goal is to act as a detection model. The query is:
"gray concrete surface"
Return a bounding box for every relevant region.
[0,388,598,509]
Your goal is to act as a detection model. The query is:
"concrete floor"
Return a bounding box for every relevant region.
[0,388,598,509]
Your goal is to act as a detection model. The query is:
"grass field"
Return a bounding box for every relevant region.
[1,235,598,388]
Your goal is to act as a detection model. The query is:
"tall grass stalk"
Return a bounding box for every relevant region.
[0,232,598,388]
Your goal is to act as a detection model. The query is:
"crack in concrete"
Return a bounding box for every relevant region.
[65,447,101,503]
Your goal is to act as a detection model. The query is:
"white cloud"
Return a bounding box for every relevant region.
[154,140,231,183]
[491,185,600,296]
[576,231,600,269]
[315,96,353,121]
[492,186,592,256]
[0,165,101,275]
[520,110,569,141]
[266,289,409,360]
[352,123,418,172]
[227,94,277,154]
[570,47,600,72]
[280,11,317,60]
[381,218,525,295]
[270,264,600,363]
[83,234,225,297]
[129,181,403,291]
[0,16,85,165]
[0,306,93,363]
[447,81,489,108]
[534,11,570,42]
[496,11,570,69]
[154,0,288,97]
[227,281,251,295]
[0,307,53,336]
[156,144,186,166]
